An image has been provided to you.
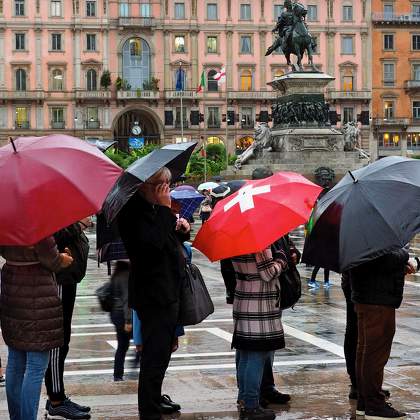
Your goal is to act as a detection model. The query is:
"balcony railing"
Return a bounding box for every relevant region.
[118,17,156,27]
[51,121,65,129]
[75,91,112,99]
[405,80,420,89]
[0,90,45,100]
[372,13,420,24]
[327,90,372,101]
[241,122,255,129]
[117,90,160,100]
[227,91,277,100]
[208,121,221,129]
[86,120,100,129]
[372,118,410,126]
[15,121,30,129]
[164,90,197,99]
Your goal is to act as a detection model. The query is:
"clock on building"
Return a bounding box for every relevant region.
[131,125,142,136]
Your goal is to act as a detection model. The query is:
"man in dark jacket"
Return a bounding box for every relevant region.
[350,248,416,420]
[44,219,91,420]
[118,167,190,420]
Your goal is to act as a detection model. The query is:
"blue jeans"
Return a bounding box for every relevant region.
[6,347,50,420]
[236,349,275,409]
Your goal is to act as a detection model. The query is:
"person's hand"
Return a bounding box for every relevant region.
[176,218,190,234]
[155,183,171,208]
[124,323,132,333]
[291,252,298,265]
[405,262,416,275]
[64,247,72,257]
[60,252,73,268]
[79,217,93,230]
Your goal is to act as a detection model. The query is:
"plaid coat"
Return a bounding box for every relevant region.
[232,247,287,351]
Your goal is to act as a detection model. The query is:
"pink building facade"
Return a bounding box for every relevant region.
[0,0,371,154]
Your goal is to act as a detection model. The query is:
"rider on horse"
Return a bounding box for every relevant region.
[275,0,295,52]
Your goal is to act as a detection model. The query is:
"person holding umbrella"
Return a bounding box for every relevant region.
[0,237,73,420]
[117,166,191,420]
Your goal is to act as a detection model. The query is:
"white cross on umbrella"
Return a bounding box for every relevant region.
[224,184,271,213]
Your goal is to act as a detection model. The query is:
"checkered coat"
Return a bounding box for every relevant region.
[231,247,287,351]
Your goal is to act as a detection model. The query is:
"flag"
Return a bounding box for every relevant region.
[214,67,226,86]
[196,70,206,93]
[176,67,184,91]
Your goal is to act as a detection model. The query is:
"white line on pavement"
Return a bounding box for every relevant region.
[63,359,346,377]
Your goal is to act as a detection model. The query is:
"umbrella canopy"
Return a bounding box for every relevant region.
[170,187,203,220]
[0,135,122,246]
[193,172,321,261]
[302,156,420,272]
[102,142,197,223]
[197,181,219,191]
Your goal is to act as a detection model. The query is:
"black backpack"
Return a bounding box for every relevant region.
[95,282,113,312]
[279,266,302,310]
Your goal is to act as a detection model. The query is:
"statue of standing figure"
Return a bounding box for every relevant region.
[234,123,272,170]
[343,121,360,151]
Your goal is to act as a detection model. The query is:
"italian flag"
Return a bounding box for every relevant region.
[196,70,206,93]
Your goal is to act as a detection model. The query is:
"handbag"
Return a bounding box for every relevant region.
[279,265,302,310]
[95,281,114,312]
[178,262,215,326]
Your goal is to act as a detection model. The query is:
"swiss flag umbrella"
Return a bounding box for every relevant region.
[193,172,322,262]
[0,135,122,246]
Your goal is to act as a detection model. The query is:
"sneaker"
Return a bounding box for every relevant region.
[160,394,181,414]
[0,375,5,387]
[365,402,406,419]
[356,399,365,416]
[46,399,91,419]
[307,280,319,288]
[260,389,291,407]
[324,281,331,288]
[64,398,91,413]
[239,406,276,420]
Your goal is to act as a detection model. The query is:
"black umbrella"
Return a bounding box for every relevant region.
[210,180,246,206]
[102,141,197,223]
[302,156,420,272]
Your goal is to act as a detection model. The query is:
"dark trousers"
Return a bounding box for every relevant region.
[311,266,330,282]
[260,359,276,396]
[355,303,395,411]
[137,303,178,420]
[111,311,131,379]
[44,283,77,401]
[342,281,358,387]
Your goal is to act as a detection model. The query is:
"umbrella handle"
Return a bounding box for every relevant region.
[348,171,358,183]
[9,137,17,153]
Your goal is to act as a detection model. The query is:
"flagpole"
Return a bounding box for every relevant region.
[225,92,229,170]
[179,62,184,142]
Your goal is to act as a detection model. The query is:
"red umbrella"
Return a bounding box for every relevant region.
[0,135,122,245]
[193,172,322,261]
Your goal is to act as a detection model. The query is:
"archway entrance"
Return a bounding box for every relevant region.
[113,108,161,150]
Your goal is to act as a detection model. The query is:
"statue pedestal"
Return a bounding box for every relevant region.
[223,72,367,181]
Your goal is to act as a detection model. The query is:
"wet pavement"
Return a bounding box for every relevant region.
[0,227,419,419]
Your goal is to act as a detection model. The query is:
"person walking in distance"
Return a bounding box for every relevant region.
[44,219,92,420]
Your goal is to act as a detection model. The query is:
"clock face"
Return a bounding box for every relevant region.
[132,125,142,136]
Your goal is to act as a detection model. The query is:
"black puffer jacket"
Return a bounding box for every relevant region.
[350,248,409,309]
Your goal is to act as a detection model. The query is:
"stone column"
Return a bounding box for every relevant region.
[227,0,231,20]
[0,29,5,89]
[401,131,408,157]
[36,105,44,129]
[259,31,267,89]
[191,30,199,87]
[74,29,81,89]
[260,0,265,22]
[327,31,335,78]
[0,107,7,128]
[163,31,171,90]
[226,31,233,90]
[361,32,369,90]
[103,30,109,70]
[191,0,197,19]
[35,29,42,89]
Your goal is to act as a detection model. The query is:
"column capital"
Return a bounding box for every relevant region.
[327,31,336,38]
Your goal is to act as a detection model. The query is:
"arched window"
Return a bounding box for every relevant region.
[52,69,64,90]
[86,69,97,91]
[16,69,26,91]
[207,69,218,92]
[240,69,252,91]
[122,37,151,90]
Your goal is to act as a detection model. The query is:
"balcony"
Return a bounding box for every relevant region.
[164,90,197,100]
[372,118,410,127]
[86,120,100,129]
[0,90,45,101]
[327,90,372,101]
[241,122,255,129]
[372,13,420,25]
[227,91,277,100]
[207,122,221,129]
[405,80,420,91]
[15,121,30,129]
[51,121,65,129]
[118,17,156,28]
[75,91,112,100]
[117,90,160,100]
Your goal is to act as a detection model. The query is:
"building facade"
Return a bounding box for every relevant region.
[0,0,370,156]
[372,0,420,159]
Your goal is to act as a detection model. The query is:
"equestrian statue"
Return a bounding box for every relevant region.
[266,0,318,72]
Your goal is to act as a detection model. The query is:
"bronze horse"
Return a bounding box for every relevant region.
[266,3,317,73]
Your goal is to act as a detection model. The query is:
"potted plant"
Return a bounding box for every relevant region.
[100,70,112,90]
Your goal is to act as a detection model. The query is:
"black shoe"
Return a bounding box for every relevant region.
[260,389,291,407]
[46,399,91,419]
[349,385,358,400]
[114,376,124,382]
[356,399,365,417]
[160,394,181,414]
[64,397,91,413]
[239,406,276,420]
[365,402,406,419]
[381,389,391,399]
